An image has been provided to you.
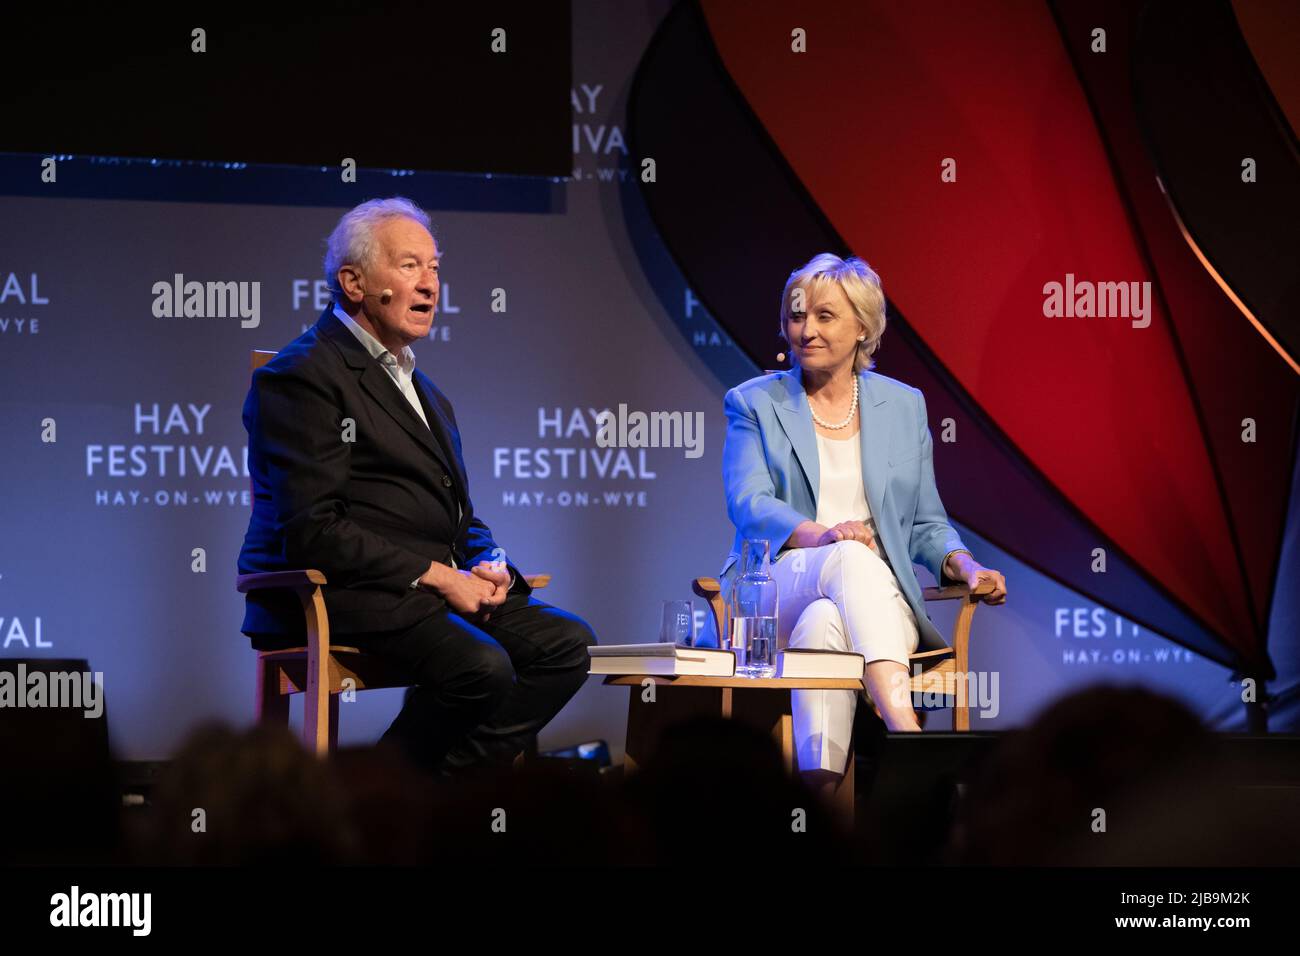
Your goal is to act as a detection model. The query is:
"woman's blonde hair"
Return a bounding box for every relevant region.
[779,253,887,373]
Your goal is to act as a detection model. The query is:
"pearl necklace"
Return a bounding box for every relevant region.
[809,375,859,430]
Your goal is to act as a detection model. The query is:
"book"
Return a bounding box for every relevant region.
[587,642,736,677]
[776,647,865,679]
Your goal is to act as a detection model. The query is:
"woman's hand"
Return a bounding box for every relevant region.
[943,552,1007,604]
[816,520,876,552]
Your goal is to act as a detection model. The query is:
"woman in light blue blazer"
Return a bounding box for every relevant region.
[718,254,1006,790]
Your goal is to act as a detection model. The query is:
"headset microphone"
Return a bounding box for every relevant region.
[362,289,394,301]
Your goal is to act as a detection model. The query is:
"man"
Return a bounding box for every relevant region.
[239,197,596,775]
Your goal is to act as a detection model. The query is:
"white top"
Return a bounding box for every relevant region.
[814,430,874,534]
[814,426,971,581]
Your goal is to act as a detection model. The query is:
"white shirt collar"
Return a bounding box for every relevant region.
[332,302,416,375]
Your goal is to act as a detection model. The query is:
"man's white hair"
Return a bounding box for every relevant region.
[324,197,434,300]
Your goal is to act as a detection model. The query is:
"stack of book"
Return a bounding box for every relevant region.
[587,644,864,679]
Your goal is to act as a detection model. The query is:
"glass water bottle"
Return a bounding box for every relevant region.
[727,539,779,677]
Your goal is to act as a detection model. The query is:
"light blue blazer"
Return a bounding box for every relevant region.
[715,368,969,653]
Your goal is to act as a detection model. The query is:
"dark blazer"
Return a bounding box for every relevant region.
[238,307,530,647]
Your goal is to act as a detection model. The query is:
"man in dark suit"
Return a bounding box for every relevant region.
[239,197,596,775]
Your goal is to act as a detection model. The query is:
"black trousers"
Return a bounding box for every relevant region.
[353,592,596,775]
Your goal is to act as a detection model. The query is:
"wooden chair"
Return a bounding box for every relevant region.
[238,349,550,757]
[605,576,995,826]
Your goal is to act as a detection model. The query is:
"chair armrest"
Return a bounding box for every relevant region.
[692,577,722,600]
[692,577,725,643]
[922,580,995,602]
[523,574,550,590]
[236,570,327,593]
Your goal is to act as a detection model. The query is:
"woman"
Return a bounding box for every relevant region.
[718,253,1007,792]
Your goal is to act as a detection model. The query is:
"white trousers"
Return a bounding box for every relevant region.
[769,540,920,775]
